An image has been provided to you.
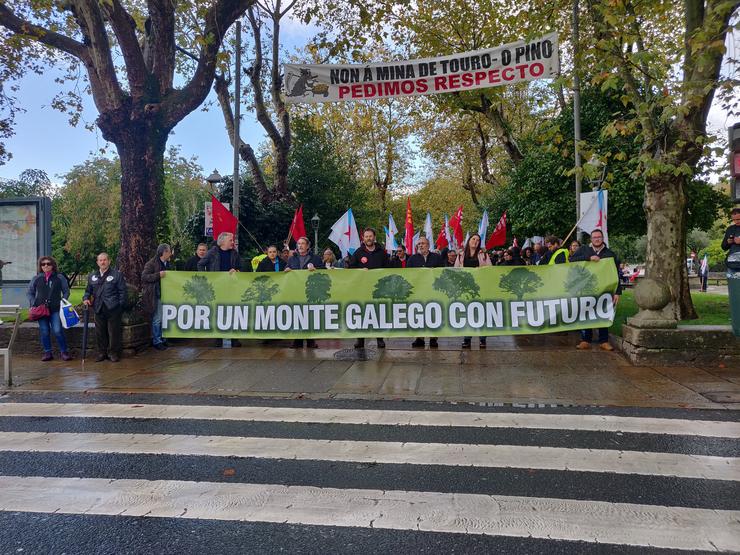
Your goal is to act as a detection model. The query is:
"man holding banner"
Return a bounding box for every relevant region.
[570,229,621,351]
[349,228,388,349]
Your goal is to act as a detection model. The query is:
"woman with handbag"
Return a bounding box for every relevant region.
[27,256,72,361]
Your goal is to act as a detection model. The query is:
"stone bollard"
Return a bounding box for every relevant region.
[627,278,678,329]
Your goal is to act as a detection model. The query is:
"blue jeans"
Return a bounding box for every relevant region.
[580,327,609,344]
[38,311,68,353]
[151,300,164,345]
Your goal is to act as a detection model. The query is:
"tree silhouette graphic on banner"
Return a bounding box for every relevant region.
[182,275,215,305]
[564,265,598,297]
[241,276,280,304]
[372,274,414,302]
[433,269,480,300]
[305,273,332,303]
[498,268,543,300]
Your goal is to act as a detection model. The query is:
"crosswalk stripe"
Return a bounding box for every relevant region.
[0,475,737,551]
[0,402,737,438]
[0,431,737,481]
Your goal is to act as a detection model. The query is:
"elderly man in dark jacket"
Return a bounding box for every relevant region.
[83,252,127,362]
[141,244,172,351]
[198,231,246,347]
[198,232,247,273]
[570,228,622,351]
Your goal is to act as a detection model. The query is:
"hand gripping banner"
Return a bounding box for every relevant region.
[161,260,618,339]
[283,33,558,104]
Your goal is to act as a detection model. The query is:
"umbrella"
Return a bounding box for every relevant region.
[81,304,90,363]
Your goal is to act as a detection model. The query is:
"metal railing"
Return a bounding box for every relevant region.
[0,305,22,387]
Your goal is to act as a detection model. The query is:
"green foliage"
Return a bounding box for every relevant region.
[498,268,543,300]
[305,272,332,303]
[183,275,215,305]
[433,269,480,300]
[372,274,414,301]
[206,116,374,258]
[564,265,598,296]
[686,229,711,255]
[609,235,646,263]
[241,276,280,304]
[0,169,54,199]
[699,239,727,272]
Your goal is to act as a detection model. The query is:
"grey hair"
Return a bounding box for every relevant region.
[216,232,233,246]
[157,243,171,257]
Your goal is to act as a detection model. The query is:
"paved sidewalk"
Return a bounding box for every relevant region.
[4,334,739,409]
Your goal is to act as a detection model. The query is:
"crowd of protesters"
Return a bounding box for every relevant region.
[34,207,740,363]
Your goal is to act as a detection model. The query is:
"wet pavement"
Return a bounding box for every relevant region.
[4,334,739,409]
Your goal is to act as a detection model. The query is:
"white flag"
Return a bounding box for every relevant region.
[522,237,531,250]
[329,208,361,259]
[411,231,421,253]
[444,215,453,249]
[478,209,489,239]
[424,212,433,242]
[464,231,470,249]
[578,190,608,245]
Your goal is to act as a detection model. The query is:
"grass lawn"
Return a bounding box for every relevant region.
[613,289,731,336]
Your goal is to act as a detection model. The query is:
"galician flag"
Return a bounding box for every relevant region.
[386,214,399,255]
[412,231,421,253]
[329,208,361,258]
[478,209,489,239]
[700,254,709,276]
[384,226,397,254]
[424,212,434,243]
[578,189,609,245]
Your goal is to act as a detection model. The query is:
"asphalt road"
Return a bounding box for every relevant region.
[0,392,737,554]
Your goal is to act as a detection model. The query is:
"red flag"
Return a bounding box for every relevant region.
[486,211,507,249]
[435,215,448,250]
[404,198,414,254]
[288,204,307,244]
[448,205,464,247]
[211,195,238,240]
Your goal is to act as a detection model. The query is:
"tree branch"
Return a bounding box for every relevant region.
[0,3,87,61]
[99,0,147,97]
[214,72,271,201]
[147,0,176,93]
[165,0,255,127]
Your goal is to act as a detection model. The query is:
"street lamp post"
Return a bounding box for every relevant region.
[311,213,320,255]
[206,169,223,188]
[205,170,222,239]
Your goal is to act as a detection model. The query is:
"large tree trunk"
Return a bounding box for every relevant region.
[115,127,168,288]
[643,173,696,321]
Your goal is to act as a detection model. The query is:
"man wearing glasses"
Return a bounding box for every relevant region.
[389,244,408,268]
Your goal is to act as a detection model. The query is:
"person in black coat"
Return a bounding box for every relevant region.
[570,228,622,351]
[27,256,72,361]
[349,227,388,349]
[184,243,208,271]
[407,237,443,349]
[256,245,283,272]
[197,232,247,273]
[83,252,127,362]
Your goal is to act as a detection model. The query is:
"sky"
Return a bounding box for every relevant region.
[0,18,737,185]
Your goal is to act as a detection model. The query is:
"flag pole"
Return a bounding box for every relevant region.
[563,193,599,244]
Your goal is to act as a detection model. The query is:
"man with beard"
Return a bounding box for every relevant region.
[407,236,443,349]
[349,228,388,349]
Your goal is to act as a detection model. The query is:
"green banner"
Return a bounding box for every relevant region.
[161,261,618,339]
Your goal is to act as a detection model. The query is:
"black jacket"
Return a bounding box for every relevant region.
[349,244,387,269]
[256,257,283,272]
[27,272,70,312]
[83,267,127,313]
[722,223,740,268]
[141,256,170,314]
[286,252,323,270]
[407,252,443,268]
[570,245,623,295]
[197,246,248,272]
[184,255,203,271]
